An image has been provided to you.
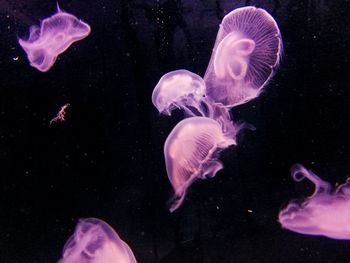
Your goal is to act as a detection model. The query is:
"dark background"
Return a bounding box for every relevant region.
[1,0,350,262]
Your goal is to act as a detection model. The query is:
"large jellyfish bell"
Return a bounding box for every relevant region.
[204,6,283,107]
[152,70,207,116]
[164,116,238,212]
[279,164,350,240]
[58,218,136,263]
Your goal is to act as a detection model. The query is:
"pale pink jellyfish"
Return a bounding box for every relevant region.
[19,6,91,72]
[204,6,283,107]
[152,69,241,136]
[58,218,136,263]
[152,70,207,116]
[279,164,350,240]
[164,116,241,212]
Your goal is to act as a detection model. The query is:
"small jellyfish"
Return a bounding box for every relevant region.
[204,6,283,107]
[279,164,350,240]
[152,70,207,116]
[19,6,91,72]
[152,69,241,135]
[58,218,137,263]
[164,116,240,212]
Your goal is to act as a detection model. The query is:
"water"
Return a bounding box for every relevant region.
[1,0,350,262]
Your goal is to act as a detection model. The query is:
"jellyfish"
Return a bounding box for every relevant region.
[278,164,350,240]
[18,5,91,72]
[58,218,137,263]
[152,69,242,135]
[164,116,241,212]
[204,6,283,107]
[152,70,208,116]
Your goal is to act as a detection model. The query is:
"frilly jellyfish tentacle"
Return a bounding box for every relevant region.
[199,97,214,118]
[291,163,331,195]
[169,189,186,213]
[201,159,224,178]
[204,99,250,140]
[336,178,350,196]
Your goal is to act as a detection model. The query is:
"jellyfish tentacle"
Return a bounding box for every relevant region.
[291,164,331,195]
[169,190,186,213]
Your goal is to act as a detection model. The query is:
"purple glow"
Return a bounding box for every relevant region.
[19,6,91,72]
[204,6,282,107]
[152,70,241,138]
[152,6,282,211]
[164,117,239,212]
[279,164,350,240]
[58,218,136,263]
[50,103,70,125]
[152,70,206,116]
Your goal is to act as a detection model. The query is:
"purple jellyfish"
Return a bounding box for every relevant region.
[279,164,350,240]
[58,218,136,263]
[164,116,241,212]
[152,70,207,116]
[19,6,91,72]
[204,6,283,107]
[152,69,241,136]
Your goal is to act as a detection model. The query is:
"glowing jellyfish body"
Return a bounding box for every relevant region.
[164,117,238,212]
[19,8,91,72]
[152,70,206,116]
[204,6,283,107]
[279,164,350,240]
[58,218,136,263]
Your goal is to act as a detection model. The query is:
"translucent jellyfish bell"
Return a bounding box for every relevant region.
[18,6,91,72]
[152,70,207,116]
[204,6,283,107]
[58,218,136,263]
[279,164,350,240]
[164,116,239,212]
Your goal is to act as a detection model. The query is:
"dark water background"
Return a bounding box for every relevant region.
[0,0,350,262]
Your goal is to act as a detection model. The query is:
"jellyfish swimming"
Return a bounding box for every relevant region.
[152,69,241,135]
[58,218,137,263]
[204,6,283,107]
[152,70,207,116]
[279,164,350,240]
[18,6,91,72]
[164,116,240,212]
